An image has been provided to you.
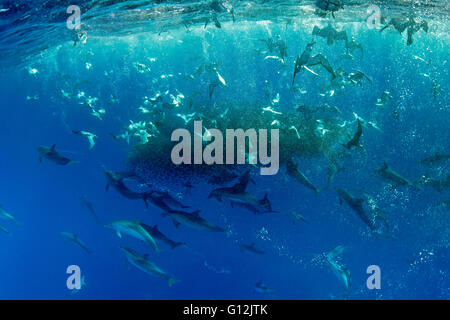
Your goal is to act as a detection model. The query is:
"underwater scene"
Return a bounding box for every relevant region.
[0,0,448,300]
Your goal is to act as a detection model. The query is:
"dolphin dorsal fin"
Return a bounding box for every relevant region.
[51,144,56,151]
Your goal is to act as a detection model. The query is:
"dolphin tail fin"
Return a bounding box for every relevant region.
[168,278,180,287]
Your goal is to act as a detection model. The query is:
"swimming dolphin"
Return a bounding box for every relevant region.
[208,182,276,214]
[104,169,151,207]
[335,188,375,230]
[238,242,265,255]
[106,220,159,252]
[80,196,100,224]
[141,224,186,249]
[312,24,348,45]
[121,247,179,287]
[375,162,419,189]
[161,209,225,232]
[419,174,450,193]
[342,119,363,150]
[0,224,9,234]
[420,152,450,168]
[150,190,190,210]
[254,281,274,294]
[0,205,19,225]
[208,175,276,214]
[72,130,97,150]
[37,144,78,166]
[326,245,351,294]
[286,211,308,224]
[60,232,93,254]
[285,158,321,195]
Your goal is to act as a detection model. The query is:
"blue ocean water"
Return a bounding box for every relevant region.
[0,1,449,299]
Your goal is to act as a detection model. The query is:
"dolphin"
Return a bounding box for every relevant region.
[150,191,190,210]
[228,193,277,214]
[420,152,450,168]
[161,209,225,232]
[254,281,274,294]
[375,162,419,189]
[326,245,351,294]
[285,158,321,195]
[286,211,308,224]
[60,232,93,254]
[141,224,186,249]
[342,119,362,150]
[80,196,100,224]
[420,174,450,193]
[37,144,78,166]
[104,169,151,207]
[0,224,10,234]
[106,220,159,252]
[72,130,97,150]
[209,181,276,214]
[0,204,19,225]
[238,242,265,255]
[121,247,179,287]
[209,171,276,214]
[335,188,375,230]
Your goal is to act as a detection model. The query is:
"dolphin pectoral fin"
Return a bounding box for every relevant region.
[143,198,149,208]
[51,144,56,151]
[39,156,42,163]
[230,201,234,208]
[116,231,122,238]
[105,184,110,191]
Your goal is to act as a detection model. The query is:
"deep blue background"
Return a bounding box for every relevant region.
[0,20,448,299]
